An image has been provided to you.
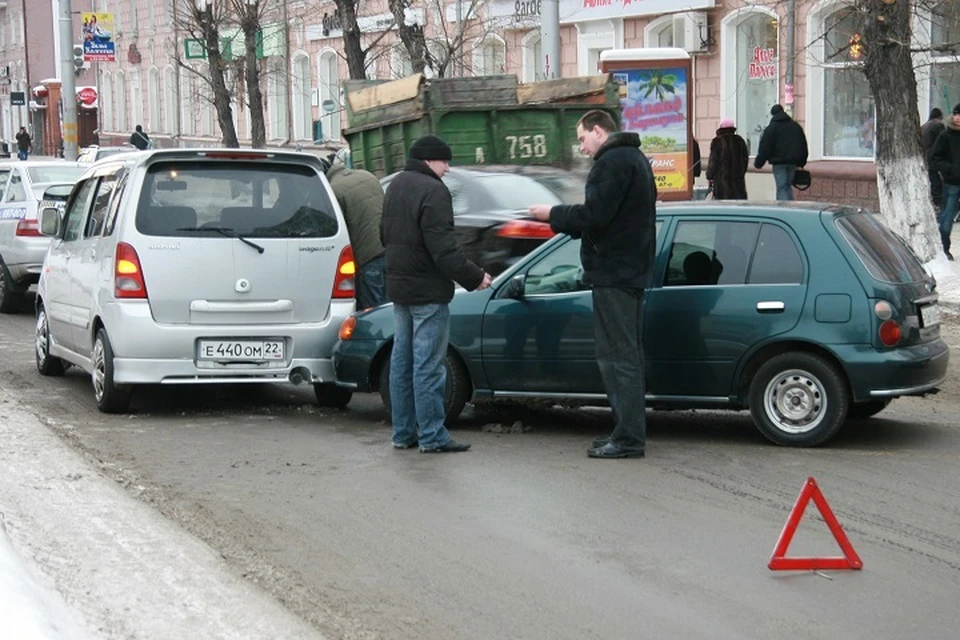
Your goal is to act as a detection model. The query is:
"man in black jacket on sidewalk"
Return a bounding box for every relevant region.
[529,109,657,459]
[754,104,809,201]
[381,135,491,453]
[930,103,960,260]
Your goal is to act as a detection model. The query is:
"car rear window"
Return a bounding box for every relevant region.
[28,166,86,184]
[136,161,339,238]
[835,212,928,283]
[475,175,563,209]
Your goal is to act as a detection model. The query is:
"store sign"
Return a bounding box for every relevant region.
[515,0,541,17]
[748,47,777,80]
[81,12,116,62]
[308,9,423,40]
[489,0,714,22]
[11,91,25,106]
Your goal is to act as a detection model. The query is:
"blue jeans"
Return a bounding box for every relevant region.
[772,165,796,201]
[390,303,452,449]
[593,287,647,451]
[17,150,27,160]
[356,255,386,309]
[939,182,960,253]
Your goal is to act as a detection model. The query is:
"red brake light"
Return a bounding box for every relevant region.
[339,316,357,341]
[115,242,148,299]
[878,319,901,346]
[200,152,270,160]
[496,219,556,239]
[332,245,356,299]
[15,219,41,237]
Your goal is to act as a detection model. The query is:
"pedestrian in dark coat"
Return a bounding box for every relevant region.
[380,134,491,453]
[15,127,31,160]
[930,103,960,260]
[754,104,808,200]
[706,118,749,200]
[129,125,150,150]
[529,109,656,460]
[921,107,945,209]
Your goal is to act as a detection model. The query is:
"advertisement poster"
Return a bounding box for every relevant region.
[612,67,689,194]
[82,13,116,62]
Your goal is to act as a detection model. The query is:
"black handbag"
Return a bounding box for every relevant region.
[792,168,812,190]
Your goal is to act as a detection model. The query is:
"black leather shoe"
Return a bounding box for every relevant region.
[420,440,471,453]
[592,437,611,448]
[587,442,645,459]
[393,440,417,450]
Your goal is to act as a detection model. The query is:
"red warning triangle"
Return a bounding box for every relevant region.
[768,477,863,571]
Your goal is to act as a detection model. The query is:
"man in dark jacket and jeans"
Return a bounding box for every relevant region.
[754,104,809,200]
[530,109,657,459]
[930,103,960,260]
[381,135,491,453]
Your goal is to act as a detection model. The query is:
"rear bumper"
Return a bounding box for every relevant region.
[332,339,382,392]
[2,237,49,284]
[835,339,950,402]
[98,299,350,385]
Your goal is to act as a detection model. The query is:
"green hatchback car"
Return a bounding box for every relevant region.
[332,202,948,447]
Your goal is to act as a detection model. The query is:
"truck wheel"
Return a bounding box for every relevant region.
[314,382,352,408]
[0,260,25,314]
[92,328,132,413]
[748,352,848,447]
[36,304,66,376]
[379,349,470,424]
[846,399,891,420]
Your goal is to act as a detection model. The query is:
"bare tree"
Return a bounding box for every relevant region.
[233,0,268,148]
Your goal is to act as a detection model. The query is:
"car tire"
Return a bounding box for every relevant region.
[846,399,891,420]
[92,328,132,413]
[378,349,471,424]
[0,260,26,314]
[314,382,352,408]
[748,352,849,447]
[35,304,66,376]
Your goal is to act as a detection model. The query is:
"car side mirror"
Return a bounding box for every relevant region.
[39,207,61,236]
[506,274,526,299]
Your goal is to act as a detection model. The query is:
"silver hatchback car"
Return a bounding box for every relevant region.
[35,149,356,412]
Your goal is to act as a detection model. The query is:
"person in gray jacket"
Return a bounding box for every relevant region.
[325,157,387,309]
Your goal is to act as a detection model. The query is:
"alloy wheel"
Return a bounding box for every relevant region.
[92,337,106,402]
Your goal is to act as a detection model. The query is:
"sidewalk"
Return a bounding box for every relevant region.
[0,390,322,640]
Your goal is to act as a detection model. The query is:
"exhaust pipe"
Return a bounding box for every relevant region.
[288,366,312,385]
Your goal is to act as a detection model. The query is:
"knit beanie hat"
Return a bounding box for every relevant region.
[718,118,735,129]
[771,104,785,116]
[410,135,453,161]
[953,103,960,116]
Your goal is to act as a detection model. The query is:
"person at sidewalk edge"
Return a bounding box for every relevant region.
[921,107,945,210]
[706,118,749,200]
[381,134,492,453]
[130,125,150,150]
[323,154,387,309]
[528,109,656,459]
[930,103,960,261]
[754,104,808,201]
[15,126,31,160]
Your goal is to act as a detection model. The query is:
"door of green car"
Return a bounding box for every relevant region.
[481,237,601,393]
[644,218,808,399]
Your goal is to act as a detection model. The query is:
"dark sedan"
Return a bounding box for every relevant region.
[333,201,948,447]
[381,167,580,276]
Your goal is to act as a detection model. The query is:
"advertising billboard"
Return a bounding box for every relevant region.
[82,13,116,62]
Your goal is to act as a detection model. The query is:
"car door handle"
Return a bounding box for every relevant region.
[757,301,785,313]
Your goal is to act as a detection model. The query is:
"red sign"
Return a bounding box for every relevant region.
[748,47,777,80]
[78,87,98,106]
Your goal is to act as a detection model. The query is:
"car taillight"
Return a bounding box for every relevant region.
[495,219,555,239]
[115,242,148,299]
[15,219,41,237]
[874,300,900,346]
[332,245,356,299]
[339,316,357,341]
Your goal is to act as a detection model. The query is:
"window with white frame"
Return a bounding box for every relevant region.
[735,12,779,156]
[102,71,114,132]
[391,45,413,79]
[181,71,195,136]
[267,58,288,139]
[128,69,143,132]
[472,36,505,76]
[164,66,177,134]
[644,15,674,48]
[291,54,312,141]
[521,30,543,82]
[200,65,215,136]
[319,50,341,142]
[821,7,874,158]
[148,68,161,134]
[116,72,128,133]
[930,0,960,114]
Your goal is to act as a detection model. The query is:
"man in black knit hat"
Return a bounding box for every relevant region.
[931,103,960,260]
[381,134,491,453]
[754,104,808,201]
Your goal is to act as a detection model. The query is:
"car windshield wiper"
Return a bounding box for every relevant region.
[177,226,265,254]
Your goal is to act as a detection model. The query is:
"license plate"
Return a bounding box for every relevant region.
[920,303,941,328]
[198,339,284,361]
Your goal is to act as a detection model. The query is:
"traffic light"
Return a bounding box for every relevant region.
[73,45,86,71]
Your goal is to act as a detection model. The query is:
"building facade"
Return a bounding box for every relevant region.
[1,0,957,208]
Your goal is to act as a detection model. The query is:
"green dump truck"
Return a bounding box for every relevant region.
[342,73,621,177]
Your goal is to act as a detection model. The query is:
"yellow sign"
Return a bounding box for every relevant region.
[81,12,116,62]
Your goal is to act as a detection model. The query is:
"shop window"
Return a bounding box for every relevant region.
[292,54,312,141]
[102,72,113,133]
[521,31,543,82]
[319,50,341,142]
[266,58,288,139]
[148,68,161,134]
[735,12,778,157]
[163,66,176,134]
[821,7,874,158]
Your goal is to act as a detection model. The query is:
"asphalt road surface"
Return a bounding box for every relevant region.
[2,304,959,639]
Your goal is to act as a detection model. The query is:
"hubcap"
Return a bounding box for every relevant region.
[35,311,49,365]
[763,368,827,435]
[93,338,106,402]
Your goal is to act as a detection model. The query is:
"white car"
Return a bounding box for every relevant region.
[35,149,356,413]
[0,160,85,312]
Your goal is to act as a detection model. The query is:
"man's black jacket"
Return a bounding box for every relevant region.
[930,119,960,186]
[549,132,657,289]
[380,159,484,305]
[754,112,808,168]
